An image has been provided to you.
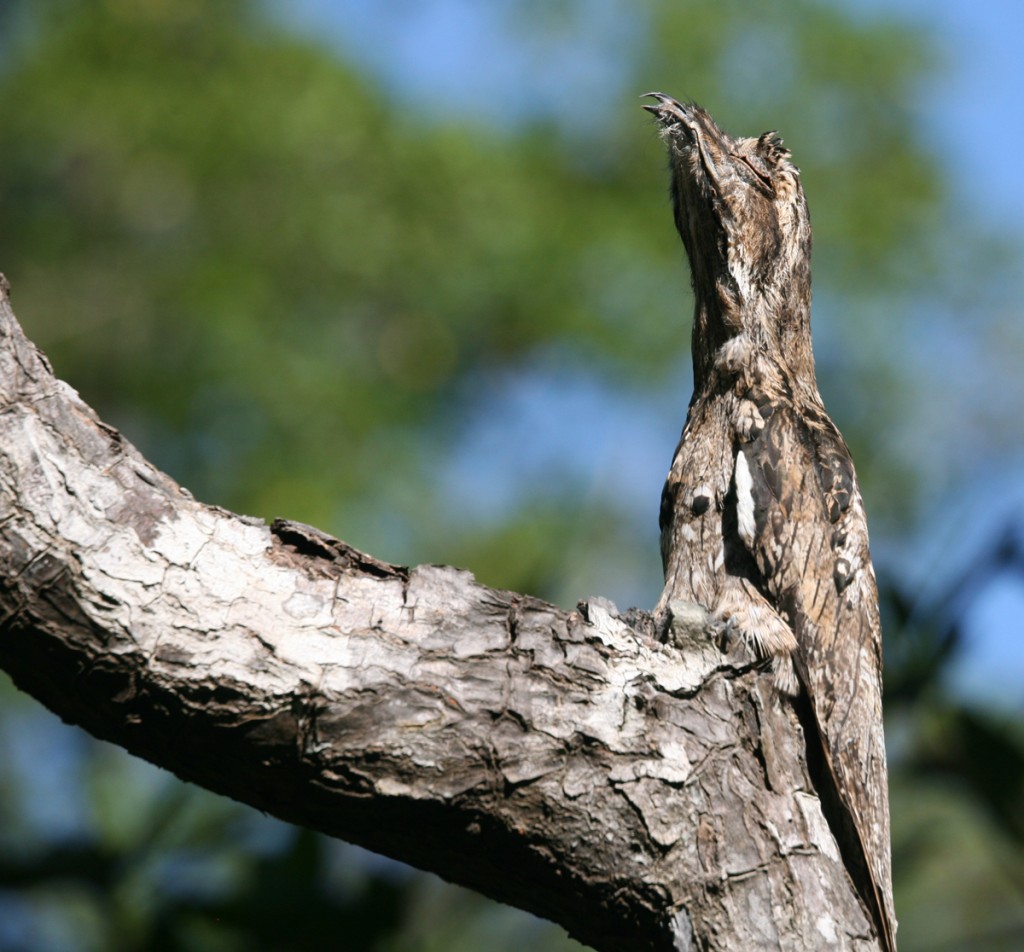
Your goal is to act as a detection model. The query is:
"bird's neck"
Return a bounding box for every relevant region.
[690,275,817,399]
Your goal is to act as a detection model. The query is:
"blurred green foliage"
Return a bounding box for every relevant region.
[0,0,1021,949]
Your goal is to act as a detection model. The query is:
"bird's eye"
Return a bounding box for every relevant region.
[739,154,773,190]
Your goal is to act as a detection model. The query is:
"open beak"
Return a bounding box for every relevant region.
[641,92,693,129]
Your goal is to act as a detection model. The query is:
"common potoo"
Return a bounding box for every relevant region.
[644,94,896,951]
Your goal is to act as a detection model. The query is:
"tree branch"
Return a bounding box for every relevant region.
[0,279,880,950]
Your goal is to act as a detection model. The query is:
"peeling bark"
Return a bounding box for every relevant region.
[0,279,880,951]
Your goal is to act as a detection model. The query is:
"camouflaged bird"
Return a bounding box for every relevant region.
[644,94,896,952]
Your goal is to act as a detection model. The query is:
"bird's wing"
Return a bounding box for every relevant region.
[736,398,896,951]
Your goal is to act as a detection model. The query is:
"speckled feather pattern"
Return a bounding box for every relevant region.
[646,94,896,951]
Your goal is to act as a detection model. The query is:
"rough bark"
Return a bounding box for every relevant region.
[0,279,879,951]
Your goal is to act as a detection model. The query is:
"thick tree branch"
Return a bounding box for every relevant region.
[0,280,879,950]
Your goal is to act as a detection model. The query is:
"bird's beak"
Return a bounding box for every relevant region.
[642,93,733,189]
[641,92,693,129]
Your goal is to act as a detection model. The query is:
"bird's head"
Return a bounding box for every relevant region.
[644,93,812,360]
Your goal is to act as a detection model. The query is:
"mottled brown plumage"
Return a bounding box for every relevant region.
[645,94,896,951]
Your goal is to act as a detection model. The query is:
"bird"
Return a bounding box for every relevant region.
[643,93,896,952]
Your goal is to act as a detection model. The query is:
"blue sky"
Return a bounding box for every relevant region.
[277,0,1024,707]
[849,0,1024,228]
[283,0,1024,227]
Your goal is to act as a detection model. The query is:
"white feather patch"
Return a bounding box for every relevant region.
[734,449,756,549]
